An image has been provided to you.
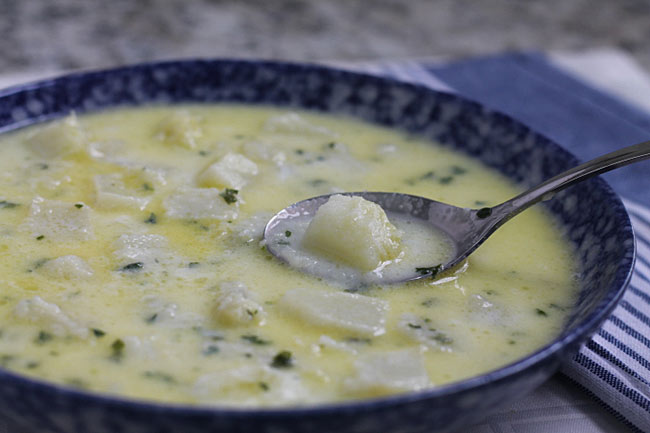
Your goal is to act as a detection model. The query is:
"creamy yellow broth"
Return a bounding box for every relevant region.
[0,106,578,406]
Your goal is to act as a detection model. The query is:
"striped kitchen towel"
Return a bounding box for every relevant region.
[339,51,650,433]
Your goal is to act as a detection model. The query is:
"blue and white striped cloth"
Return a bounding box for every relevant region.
[336,52,650,433]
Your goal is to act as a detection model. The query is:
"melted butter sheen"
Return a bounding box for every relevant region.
[0,106,579,406]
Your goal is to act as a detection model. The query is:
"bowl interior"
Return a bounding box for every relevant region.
[0,59,634,432]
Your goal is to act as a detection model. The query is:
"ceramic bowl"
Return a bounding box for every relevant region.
[0,60,634,433]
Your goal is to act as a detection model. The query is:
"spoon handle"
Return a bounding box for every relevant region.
[489,140,650,226]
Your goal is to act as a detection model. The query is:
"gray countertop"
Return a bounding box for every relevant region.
[2,0,650,74]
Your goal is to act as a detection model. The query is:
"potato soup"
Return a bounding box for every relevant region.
[0,106,579,406]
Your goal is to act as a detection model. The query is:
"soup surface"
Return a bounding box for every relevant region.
[0,106,578,406]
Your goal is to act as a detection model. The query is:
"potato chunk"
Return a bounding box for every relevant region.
[344,349,430,395]
[154,110,202,149]
[24,197,93,241]
[279,287,388,336]
[94,173,152,211]
[38,255,94,280]
[113,233,172,268]
[213,281,265,327]
[163,187,238,220]
[264,112,334,137]
[197,153,258,190]
[14,296,88,338]
[302,195,402,271]
[25,114,87,158]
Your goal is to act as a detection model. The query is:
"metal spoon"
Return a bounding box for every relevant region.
[264,140,650,284]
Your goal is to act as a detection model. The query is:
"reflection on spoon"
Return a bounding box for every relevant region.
[264,140,650,285]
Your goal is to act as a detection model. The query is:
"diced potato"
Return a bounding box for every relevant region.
[141,295,203,329]
[38,255,94,280]
[23,197,93,241]
[242,141,286,166]
[302,195,402,271]
[213,281,265,326]
[193,365,307,405]
[25,114,87,158]
[344,349,430,395]
[398,314,454,352]
[279,287,388,336]
[14,296,88,338]
[232,212,273,244]
[154,110,202,149]
[163,187,238,220]
[113,233,171,268]
[87,139,125,161]
[94,174,152,211]
[123,335,157,360]
[264,112,335,137]
[197,153,258,190]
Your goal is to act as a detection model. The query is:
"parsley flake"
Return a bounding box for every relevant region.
[415,265,442,278]
[220,189,239,204]
[270,350,293,369]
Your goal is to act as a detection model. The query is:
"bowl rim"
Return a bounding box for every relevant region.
[0,58,636,417]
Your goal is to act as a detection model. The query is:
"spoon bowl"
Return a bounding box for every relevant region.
[265,140,650,284]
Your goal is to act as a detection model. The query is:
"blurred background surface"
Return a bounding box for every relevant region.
[1,0,650,74]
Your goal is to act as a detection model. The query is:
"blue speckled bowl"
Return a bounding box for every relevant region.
[0,60,634,433]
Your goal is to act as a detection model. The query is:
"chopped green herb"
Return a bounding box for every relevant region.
[110,339,125,362]
[316,155,326,162]
[270,350,293,369]
[64,378,88,389]
[35,331,53,344]
[451,165,467,175]
[119,262,144,272]
[142,183,154,192]
[26,361,40,369]
[295,149,304,155]
[143,371,176,384]
[420,171,435,180]
[35,235,45,241]
[145,313,158,324]
[327,142,336,149]
[0,355,15,367]
[259,381,270,391]
[0,200,19,209]
[344,337,372,344]
[431,332,453,345]
[246,309,258,318]
[474,200,487,206]
[202,345,220,356]
[536,308,548,317]
[188,262,200,268]
[476,207,492,219]
[198,150,209,156]
[508,340,517,345]
[38,163,49,170]
[144,213,157,224]
[421,298,437,307]
[92,328,106,338]
[74,203,84,209]
[241,335,270,345]
[415,265,442,278]
[220,188,239,204]
[407,323,422,329]
[439,176,454,185]
[285,230,292,238]
[309,179,327,187]
[549,303,566,311]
